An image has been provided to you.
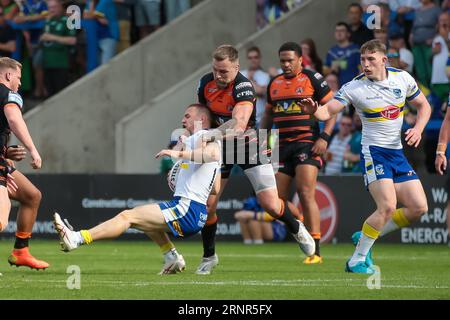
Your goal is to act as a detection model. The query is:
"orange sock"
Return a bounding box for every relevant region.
[310,232,321,256]
[16,231,32,239]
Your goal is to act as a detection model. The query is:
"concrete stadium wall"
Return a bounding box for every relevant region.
[17,0,257,173]
[117,0,355,173]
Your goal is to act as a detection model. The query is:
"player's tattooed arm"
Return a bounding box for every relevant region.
[203,102,253,141]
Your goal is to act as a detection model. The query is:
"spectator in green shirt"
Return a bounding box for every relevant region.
[39,0,76,96]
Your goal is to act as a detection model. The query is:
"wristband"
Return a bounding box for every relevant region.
[319,132,331,143]
[437,143,447,154]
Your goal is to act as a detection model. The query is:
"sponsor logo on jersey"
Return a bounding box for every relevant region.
[314,72,323,80]
[236,90,254,98]
[208,88,218,93]
[235,81,253,90]
[292,182,338,243]
[295,87,303,94]
[380,105,401,120]
[393,88,402,98]
[274,101,302,113]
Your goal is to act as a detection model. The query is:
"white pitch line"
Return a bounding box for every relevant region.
[11,278,450,290]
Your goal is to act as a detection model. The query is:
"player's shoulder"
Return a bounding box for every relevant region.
[302,68,325,81]
[267,73,284,89]
[233,72,254,90]
[340,74,366,91]
[387,67,414,80]
[199,72,215,85]
[0,84,23,109]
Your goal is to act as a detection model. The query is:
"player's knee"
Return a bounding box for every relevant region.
[379,204,397,218]
[118,209,134,223]
[30,188,42,206]
[21,187,42,207]
[411,203,428,216]
[297,188,316,203]
[259,200,279,216]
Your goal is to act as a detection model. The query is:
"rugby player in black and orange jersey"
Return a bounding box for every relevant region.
[261,42,336,264]
[193,45,315,274]
[0,57,48,272]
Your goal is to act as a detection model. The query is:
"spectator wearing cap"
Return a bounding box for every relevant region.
[389,32,414,73]
[347,2,373,48]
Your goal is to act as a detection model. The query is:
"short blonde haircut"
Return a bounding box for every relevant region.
[213,45,239,63]
[0,57,22,72]
[360,39,387,55]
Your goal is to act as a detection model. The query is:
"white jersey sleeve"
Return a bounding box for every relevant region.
[334,82,353,108]
[404,71,420,101]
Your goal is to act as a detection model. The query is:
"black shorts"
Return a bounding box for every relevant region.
[220,135,270,179]
[278,142,323,177]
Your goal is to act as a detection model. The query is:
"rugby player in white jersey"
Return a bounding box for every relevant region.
[301,39,431,273]
[53,104,222,275]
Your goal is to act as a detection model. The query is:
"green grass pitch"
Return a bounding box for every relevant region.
[0,240,449,300]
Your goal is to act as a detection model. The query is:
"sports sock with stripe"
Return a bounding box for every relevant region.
[201,215,217,258]
[349,222,380,267]
[276,199,300,234]
[380,208,410,237]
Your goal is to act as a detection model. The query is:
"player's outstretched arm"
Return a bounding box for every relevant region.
[300,98,345,121]
[156,141,221,164]
[405,92,432,148]
[4,106,41,169]
[435,102,450,175]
